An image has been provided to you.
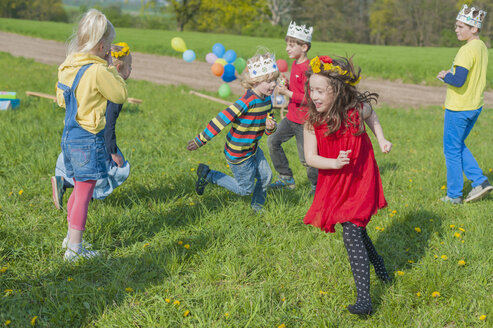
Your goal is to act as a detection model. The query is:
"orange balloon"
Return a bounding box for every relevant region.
[211,63,224,77]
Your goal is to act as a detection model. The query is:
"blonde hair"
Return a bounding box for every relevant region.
[240,52,280,89]
[67,9,115,55]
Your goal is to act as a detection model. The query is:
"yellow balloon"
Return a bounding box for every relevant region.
[171,37,187,52]
[215,58,227,66]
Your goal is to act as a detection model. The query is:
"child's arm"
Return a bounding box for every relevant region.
[303,124,351,170]
[96,65,128,105]
[104,102,124,167]
[362,103,392,153]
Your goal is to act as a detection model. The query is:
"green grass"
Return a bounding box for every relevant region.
[1,17,493,89]
[1,52,493,327]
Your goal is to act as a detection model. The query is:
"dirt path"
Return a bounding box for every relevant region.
[2,31,492,108]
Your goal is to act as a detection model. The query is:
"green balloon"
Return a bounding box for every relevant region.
[233,57,246,74]
[218,83,231,98]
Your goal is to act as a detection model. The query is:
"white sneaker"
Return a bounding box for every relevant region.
[62,237,92,249]
[64,246,100,262]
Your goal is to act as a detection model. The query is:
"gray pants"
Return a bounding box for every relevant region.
[267,117,318,186]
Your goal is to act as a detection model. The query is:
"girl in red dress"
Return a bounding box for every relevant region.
[303,55,392,315]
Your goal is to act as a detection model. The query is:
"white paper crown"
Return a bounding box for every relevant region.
[457,4,487,29]
[247,54,278,78]
[286,21,313,43]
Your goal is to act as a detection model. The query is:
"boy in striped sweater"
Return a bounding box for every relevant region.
[187,52,279,212]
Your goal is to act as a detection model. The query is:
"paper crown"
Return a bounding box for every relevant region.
[286,21,313,43]
[247,54,278,78]
[457,4,487,29]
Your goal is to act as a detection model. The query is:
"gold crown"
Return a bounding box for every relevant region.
[457,4,487,29]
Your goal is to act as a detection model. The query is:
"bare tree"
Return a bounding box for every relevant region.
[266,0,293,25]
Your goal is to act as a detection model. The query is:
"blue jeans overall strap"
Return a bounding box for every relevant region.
[443,108,487,198]
[58,64,108,182]
[207,147,272,210]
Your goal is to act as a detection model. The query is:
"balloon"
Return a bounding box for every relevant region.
[276,59,288,72]
[215,58,227,66]
[211,63,224,77]
[223,64,235,77]
[218,83,231,98]
[223,50,237,63]
[171,37,187,52]
[205,52,217,65]
[233,57,246,74]
[182,49,196,62]
[222,74,236,83]
[275,95,285,105]
[212,43,225,58]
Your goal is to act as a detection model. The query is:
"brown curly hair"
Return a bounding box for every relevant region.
[304,56,378,136]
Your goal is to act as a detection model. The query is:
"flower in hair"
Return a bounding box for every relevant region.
[111,42,130,58]
[309,55,361,86]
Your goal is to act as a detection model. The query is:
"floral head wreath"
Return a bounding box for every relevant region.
[111,42,130,59]
[309,56,361,86]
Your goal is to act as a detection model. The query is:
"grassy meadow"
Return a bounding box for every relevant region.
[1,17,493,89]
[1,46,493,328]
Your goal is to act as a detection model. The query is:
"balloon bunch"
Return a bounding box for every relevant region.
[171,37,196,62]
[206,43,247,98]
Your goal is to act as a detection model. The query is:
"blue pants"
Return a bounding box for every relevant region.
[207,147,272,210]
[443,108,487,198]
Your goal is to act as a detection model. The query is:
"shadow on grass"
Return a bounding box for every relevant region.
[370,209,444,311]
[378,161,399,175]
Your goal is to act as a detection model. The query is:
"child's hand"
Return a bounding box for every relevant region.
[277,85,292,98]
[266,118,276,130]
[335,150,351,169]
[187,139,199,151]
[379,139,392,153]
[437,70,450,80]
[111,153,124,167]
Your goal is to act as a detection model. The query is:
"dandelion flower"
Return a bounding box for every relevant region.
[190,168,195,172]
[405,248,409,252]
[392,210,397,214]
[409,179,413,182]
[434,255,438,259]
[184,244,190,249]
[396,271,405,276]
[183,310,190,317]
[431,291,440,298]
[67,277,73,282]
[8,192,13,196]
[5,320,11,325]
[458,260,466,266]
[4,289,13,295]
[415,227,421,233]
[429,219,433,222]
[224,312,230,318]
[489,168,492,173]
[461,240,465,243]
[441,255,448,260]
[450,224,456,228]
[165,298,171,303]
[454,232,461,238]
[441,185,446,190]
[416,292,421,297]
[380,227,385,231]
[278,324,286,328]
[375,226,381,231]
[0,266,8,273]
[458,227,465,232]
[143,243,150,248]
[173,300,180,305]
[18,190,24,195]
[30,316,38,326]
[281,297,286,302]
[125,287,134,292]
[177,241,183,245]
[479,315,486,320]
[408,260,414,264]
[319,290,327,295]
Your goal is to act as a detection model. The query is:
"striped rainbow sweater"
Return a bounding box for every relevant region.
[194,89,276,164]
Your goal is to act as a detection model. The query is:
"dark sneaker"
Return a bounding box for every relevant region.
[440,195,463,205]
[51,176,65,210]
[269,176,295,190]
[195,164,210,195]
[465,180,493,203]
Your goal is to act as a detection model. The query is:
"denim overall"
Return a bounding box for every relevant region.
[58,64,108,182]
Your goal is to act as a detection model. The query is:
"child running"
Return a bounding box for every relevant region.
[56,9,127,261]
[187,51,279,212]
[52,42,133,208]
[437,4,491,204]
[268,21,318,193]
[303,55,392,315]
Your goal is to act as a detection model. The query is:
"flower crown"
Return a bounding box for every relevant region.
[309,56,361,86]
[111,42,130,59]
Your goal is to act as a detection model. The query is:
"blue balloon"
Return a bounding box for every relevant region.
[223,64,235,76]
[182,49,196,62]
[222,74,236,83]
[212,43,225,58]
[223,49,237,63]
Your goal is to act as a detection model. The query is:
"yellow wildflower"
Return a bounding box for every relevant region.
[479,315,486,320]
[458,227,465,232]
[125,287,133,292]
[441,185,446,190]
[18,190,24,195]
[183,310,190,317]
[458,260,466,266]
[461,240,465,243]
[8,192,13,196]
[319,290,327,295]
[405,248,409,252]
[431,291,440,298]
[396,271,405,276]
[4,289,13,295]
[278,324,286,328]
[165,298,171,303]
[30,316,38,326]
[375,226,381,231]
[434,255,438,259]
[450,224,456,228]
[5,320,11,325]
[416,292,421,297]
[67,277,73,282]
[441,255,448,260]
[282,297,286,301]
[392,210,397,214]
[190,168,195,172]
[454,232,461,238]
[184,244,190,249]
[429,219,433,222]
[177,240,183,245]
[415,227,421,233]
[409,179,413,182]
[173,300,180,305]
[408,260,414,264]
[224,312,230,318]
[0,266,8,273]
[380,227,385,231]
[143,243,150,248]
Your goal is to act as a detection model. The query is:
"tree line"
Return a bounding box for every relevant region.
[1,0,491,47]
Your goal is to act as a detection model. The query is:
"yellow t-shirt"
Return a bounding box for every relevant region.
[444,39,488,111]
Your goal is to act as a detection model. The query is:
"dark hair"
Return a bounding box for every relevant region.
[304,56,378,136]
[285,36,311,52]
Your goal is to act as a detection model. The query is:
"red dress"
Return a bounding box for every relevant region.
[303,109,387,233]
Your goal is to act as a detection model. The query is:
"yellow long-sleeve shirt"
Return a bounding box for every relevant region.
[56,53,127,134]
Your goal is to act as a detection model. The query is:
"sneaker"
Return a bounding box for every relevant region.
[62,237,92,249]
[51,176,65,210]
[465,180,493,203]
[269,176,295,190]
[195,164,210,195]
[440,195,463,204]
[64,246,99,262]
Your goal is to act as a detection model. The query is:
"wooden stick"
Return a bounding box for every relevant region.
[189,90,231,106]
[26,91,143,105]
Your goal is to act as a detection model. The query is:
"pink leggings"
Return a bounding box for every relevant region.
[67,179,96,231]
